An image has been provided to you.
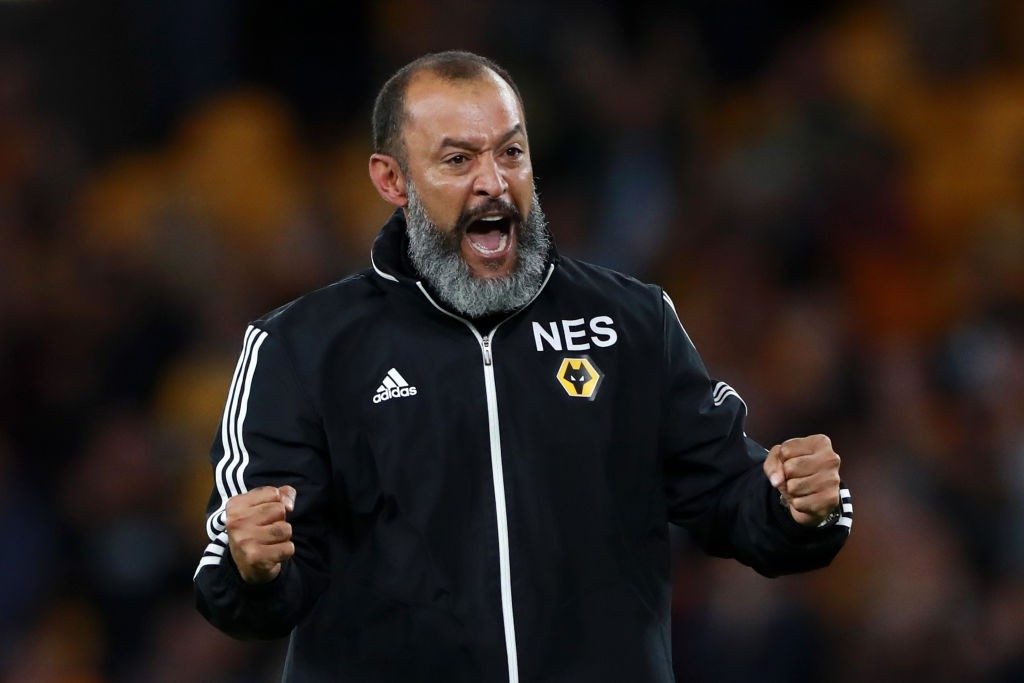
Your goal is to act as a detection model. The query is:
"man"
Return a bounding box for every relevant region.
[194,51,852,682]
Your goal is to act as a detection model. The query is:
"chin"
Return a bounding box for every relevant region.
[470,256,515,279]
[462,244,517,279]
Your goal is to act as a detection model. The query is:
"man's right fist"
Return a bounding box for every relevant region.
[225,485,297,584]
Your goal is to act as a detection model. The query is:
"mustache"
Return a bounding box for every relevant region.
[453,199,523,237]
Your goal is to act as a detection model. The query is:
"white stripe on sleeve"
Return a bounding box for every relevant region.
[232,330,268,495]
[213,327,256,507]
[193,556,221,580]
[663,292,695,349]
[712,381,748,415]
[197,326,268,578]
[224,330,266,497]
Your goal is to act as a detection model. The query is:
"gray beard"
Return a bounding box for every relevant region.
[405,184,551,319]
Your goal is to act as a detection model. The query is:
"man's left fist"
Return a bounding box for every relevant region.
[763,434,841,527]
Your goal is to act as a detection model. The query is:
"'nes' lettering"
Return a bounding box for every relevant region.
[533,321,562,351]
[590,316,618,347]
[533,316,618,351]
[562,319,589,350]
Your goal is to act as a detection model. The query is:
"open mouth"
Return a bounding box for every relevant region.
[464,214,515,258]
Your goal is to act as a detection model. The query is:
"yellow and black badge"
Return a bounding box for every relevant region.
[555,356,603,400]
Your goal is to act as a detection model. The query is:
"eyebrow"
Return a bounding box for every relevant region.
[439,124,524,152]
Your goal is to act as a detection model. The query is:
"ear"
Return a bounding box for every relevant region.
[368,154,409,208]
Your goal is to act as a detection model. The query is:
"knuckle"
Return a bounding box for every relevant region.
[226,492,254,517]
[790,497,812,513]
[818,434,832,448]
[798,497,824,514]
[238,539,258,561]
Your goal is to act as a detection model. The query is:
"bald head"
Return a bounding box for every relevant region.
[371,51,525,171]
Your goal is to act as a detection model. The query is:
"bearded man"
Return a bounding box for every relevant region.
[194,51,852,683]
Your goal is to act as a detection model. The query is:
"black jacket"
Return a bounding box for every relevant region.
[194,211,852,682]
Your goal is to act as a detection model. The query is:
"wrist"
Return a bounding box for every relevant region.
[815,506,841,528]
[778,493,838,528]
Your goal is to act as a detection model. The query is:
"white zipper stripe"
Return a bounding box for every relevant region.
[483,349,519,682]
[413,264,554,683]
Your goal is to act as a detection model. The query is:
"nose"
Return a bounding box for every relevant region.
[472,154,508,198]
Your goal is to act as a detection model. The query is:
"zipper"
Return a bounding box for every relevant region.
[482,335,493,365]
[413,265,554,683]
[479,331,517,683]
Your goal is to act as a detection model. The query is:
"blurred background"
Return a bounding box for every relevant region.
[2,0,1023,681]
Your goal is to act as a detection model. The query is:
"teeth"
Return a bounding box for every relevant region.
[468,232,509,255]
[479,215,504,222]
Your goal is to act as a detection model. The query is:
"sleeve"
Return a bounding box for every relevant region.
[658,292,852,578]
[193,324,332,639]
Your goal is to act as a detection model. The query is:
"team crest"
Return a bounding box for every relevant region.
[555,356,603,400]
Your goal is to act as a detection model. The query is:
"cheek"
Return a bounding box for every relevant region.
[417,175,472,226]
[509,165,534,203]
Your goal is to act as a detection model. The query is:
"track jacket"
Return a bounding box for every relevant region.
[194,210,853,682]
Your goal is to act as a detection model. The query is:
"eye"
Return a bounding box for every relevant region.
[505,146,524,159]
[445,154,468,166]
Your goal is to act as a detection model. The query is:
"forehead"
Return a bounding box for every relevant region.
[402,70,524,151]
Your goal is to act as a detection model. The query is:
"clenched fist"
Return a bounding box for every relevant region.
[225,485,297,584]
[763,434,841,527]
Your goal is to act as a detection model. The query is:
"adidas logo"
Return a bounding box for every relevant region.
[372,368,418,404]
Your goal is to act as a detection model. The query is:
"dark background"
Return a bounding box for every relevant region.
[2,1,1023,681]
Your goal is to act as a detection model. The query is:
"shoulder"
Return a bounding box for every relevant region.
[253,269,379,336]
[553,256,665,315]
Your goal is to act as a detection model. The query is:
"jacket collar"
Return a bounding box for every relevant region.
[370,209,420,285]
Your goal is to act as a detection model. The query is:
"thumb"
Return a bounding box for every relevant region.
[279,485,297,513]
[763,445,785,489]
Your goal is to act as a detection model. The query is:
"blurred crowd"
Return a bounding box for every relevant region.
[2,1,1023,681]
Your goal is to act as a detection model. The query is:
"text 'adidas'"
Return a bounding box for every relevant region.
[373,368,418,404]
